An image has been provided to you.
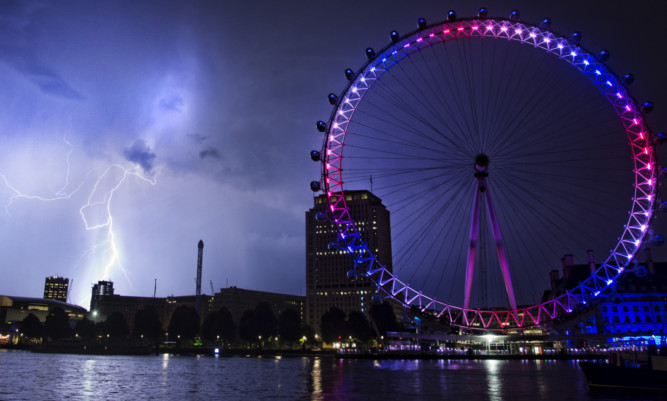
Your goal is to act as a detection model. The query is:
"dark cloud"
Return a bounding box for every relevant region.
[0,2,83,100]
[158,94,183,112]
[199,148,221,160]
[123,139,157,172]
[187,133,208,143]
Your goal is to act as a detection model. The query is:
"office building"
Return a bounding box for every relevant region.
[305,190,392,332]
[43,276,69,303]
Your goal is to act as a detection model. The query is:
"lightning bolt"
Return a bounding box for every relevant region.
[79,164,157,282]
[0,135,157,304]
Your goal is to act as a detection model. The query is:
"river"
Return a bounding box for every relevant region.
[0,350,663,400]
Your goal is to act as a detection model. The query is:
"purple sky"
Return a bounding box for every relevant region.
[0,0,665,309]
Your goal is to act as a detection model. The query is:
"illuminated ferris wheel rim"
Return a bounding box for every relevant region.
[316,12,658,331]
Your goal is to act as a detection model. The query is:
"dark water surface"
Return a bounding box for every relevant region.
[0,350,663,400]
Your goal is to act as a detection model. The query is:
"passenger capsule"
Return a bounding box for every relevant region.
[599,50,610,62]
[310,150,321,162]
[328,93,338,105]
[390,30,400,43]
[571,31,581,43]
[417,18,427,29]
[347,269,358,280]
[651,234,665,247]
[540,18,551,28]
[656,132,666,145]
[478,7,488,18]
[641,101,654,114]
[621,73,634,85]
[328,242,339,250]
[310,181,321,192]
[365,47,376,60]
[509,10,520,20]
[316,120,327,132]
[447,10,456,22]
[315,212,327,222]
[344,68,355,81]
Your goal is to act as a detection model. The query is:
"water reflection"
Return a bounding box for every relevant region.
[484,359,503,401]
[0,351,662,401]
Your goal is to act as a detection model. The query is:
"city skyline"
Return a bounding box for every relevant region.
[1,0,666,309]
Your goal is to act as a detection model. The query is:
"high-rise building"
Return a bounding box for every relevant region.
[43,276,69,303]
[305,190,392,332]
[90,280,114,312]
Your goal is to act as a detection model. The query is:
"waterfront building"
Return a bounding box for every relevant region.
[305,190,393,332]
[43,276,70,303]
[211,286,304,325]
[543,250,667,346]
[0,295,87,345]
[88,281,213,331]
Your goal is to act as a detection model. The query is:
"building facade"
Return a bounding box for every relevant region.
[212,286,304,325]
[305,190,392,332]
[544,251,667,346]
[43,276,69,303]
[89,280,213,332]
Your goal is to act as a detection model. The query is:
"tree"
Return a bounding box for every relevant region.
[202,307,235,344]
[104,311,129,339]
[75,317,97,339]
[133,306,162,340]
[369,301,400,337]
[167,305,200,341]
[278,308,301,347]
[254,302,277,340]
[238,309,257,345]
[347,310,372,342]
[320,307,346,344]
[21,313,42,340]
[44,307,71,340]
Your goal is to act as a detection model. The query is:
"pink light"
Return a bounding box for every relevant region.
[625,105,631,112]
[472,26,479,30]
[529,32,536,38]
[429,33,435,37]
[457,27,464,31]
[616,92,623,99]
[444,29,451,34]
[557,43,564,49]
[485,25,493,31]
[416,37,423,42]
[515,29,522,34]
[404,43,410,48]
[639,132,645,140]
[643,146,649,154]
[326,149,332,155]
[543,37,551,43]
[632,118,638,125]
[326,164,331,170]
[500,26,508,32]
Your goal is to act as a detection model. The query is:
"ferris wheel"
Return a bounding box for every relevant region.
[309,8,659,332]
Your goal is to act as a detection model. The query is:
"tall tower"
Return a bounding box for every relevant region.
[44,276,69,302]
[305,190,392,332]
[195,239,204,313]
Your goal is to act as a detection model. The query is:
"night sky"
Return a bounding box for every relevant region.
[1,0,666,309]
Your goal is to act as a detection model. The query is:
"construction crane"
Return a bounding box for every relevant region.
[210,280,215,295]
